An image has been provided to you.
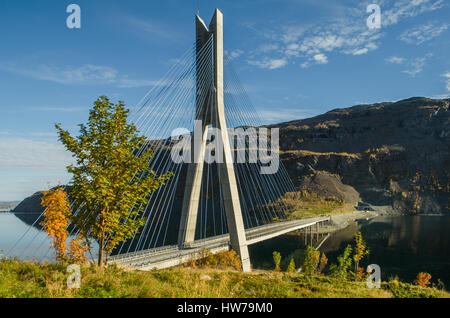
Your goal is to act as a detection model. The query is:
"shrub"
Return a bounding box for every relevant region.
[215,250,242,270]
[329,245,353,280]
[414,272,432,287]
[435,279,446,291]
[272,251,281,271]
[186,249,242,270]
[301,246,320,275]
[318,253,328,274]
[67,236,89,265]
[353,232,369,278]
[389,278,437,298]
[286,258,296,273]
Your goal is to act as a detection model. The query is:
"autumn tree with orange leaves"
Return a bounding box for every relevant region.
[41,187,89,264]
[415,272,432,287]
[41,187,71,262]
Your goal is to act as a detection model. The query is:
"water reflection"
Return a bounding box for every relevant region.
[250,216,450,286]
[320,216,450,286]
[0,212,98,262]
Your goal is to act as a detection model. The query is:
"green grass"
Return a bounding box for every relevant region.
[274,191,351,220]
[0,259,448,298]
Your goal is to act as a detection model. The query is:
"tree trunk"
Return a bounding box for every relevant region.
[98,212,107,267]
[98,234,104,267]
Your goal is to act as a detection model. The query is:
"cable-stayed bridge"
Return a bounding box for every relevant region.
[110,217,330,270]
[8,9,330,272]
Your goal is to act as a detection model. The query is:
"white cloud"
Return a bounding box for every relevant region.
[246,0,445,70]
[313,53,328,64]
[442,72,450,91]
[225,49,244,61]
[29,132,58,137]
[382,0,445,26]
[257,108,318,124]
[248,58,288,70]
[25,106,85,112]
[431,93,450,99]
[402,55,431,77]
[247,8,381,69]
[0,138,73,171]
[117,77,158,88]
[386,54,432,77]
[0,63,155,88]
[257,43,281,54]
[385,56,406,64]
[350,48,369,56]
[0,138,74,201]
[121,16,179,41]
[0,63,116,85]
[400,22,449,45]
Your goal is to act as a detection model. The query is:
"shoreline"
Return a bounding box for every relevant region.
[311,210,378,249]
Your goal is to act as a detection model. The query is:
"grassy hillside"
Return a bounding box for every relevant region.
[273,190,353,220]
[0,259,448,298]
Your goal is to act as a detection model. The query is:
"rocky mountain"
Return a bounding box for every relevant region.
[12,192,46,213]
[272,97,450,214]
[13,97,450,215]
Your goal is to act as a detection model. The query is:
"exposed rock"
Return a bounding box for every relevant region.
[272,97,450,214]
[297,171,360,205]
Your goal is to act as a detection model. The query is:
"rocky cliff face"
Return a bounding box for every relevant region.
[272,97,450,214]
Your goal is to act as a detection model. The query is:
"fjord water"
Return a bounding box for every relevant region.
[321,215,450,286]
[249,215,450,287]
[0,212,98,261]
[0,212,56,260]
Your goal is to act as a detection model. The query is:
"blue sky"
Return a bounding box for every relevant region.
[0,0,449,200]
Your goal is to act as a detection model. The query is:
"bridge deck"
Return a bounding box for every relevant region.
[109,216,330,270]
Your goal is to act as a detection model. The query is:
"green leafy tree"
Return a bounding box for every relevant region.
[318,252,328,274]
[55,96,172,266]
[353,232,369,276]
[301,246,320,275]
[272,251,281,271]
[329,245,353,280]
[286,258,296,273]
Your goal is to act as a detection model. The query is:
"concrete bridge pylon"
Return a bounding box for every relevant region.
[177,9,251,272]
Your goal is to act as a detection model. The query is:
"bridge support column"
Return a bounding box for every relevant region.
[177,9,251,272]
